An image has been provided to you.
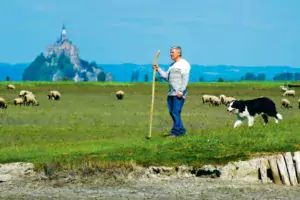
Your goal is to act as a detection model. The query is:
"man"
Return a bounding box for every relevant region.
[153,46,191,138]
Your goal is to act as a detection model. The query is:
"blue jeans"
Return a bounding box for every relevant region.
[167,96,186,136]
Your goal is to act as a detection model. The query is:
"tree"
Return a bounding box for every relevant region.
[218,77,224,82]
[199,76,204,82]
[144,74,149,82]
[294,73,300,80]
[6,76,10,81]
[97,71,106,82]
[81,71,88,81]
[23,53,46,81]
[273,72,294,81]
[244,73,257,80]
[131,72,135,82]
[134,70,139,82]
[257,73,266,81]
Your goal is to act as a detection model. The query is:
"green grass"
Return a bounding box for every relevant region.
[0,81,299,168]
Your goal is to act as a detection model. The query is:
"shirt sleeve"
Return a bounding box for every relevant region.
[178,62,191,95]
[157,67,168,79]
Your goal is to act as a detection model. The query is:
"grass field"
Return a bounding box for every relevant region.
[0,81,299,168]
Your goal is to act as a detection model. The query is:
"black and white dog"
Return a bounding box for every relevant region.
[227,97,283,128]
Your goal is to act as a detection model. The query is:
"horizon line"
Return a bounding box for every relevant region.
[0,62,296,68]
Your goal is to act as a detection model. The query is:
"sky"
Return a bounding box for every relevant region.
[1,0,300,66]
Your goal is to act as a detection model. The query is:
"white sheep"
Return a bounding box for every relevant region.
[7,84,16,90]
[14,97,24,106]
[19,90,35,98]
[219,94,236,106]
[116,90,124,100]
[282,90,295,97]
[209,96,221,106]
[24,94,39,106]
[0,97,8,109]
[47,90,61,101]
[202,94,214,104]
[281,99,292,109]
[280,86,288,92]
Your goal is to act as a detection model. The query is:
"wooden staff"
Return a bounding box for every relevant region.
[148,50,160,139]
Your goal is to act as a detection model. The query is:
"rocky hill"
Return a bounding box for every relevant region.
[23,25,110,82]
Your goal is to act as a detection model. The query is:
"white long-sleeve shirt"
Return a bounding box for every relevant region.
[157,58,191,99]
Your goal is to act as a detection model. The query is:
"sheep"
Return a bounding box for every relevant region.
[280,86,288,92]
[19,90,35,98]
[116,90,124,100]
[24,94,39,106]
[7,84,16,90]
[13,97,24,106]
[47,90,61,101]
[219,94,236,106]
[298,99,300,109]
[0,97,7,109]
[282,90,295,97]
[209,96,221,106]
[202,94,214,104]
[281,99,292,109]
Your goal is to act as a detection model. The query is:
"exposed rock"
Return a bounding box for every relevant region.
[284,152,298,186]
[196,164,221,178]
[218,158,266,182]
[0,162,36,182]
[276,154,291,185]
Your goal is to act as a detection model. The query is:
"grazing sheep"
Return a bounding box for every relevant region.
[0,97,8,109]
[7,84,16,90]
[209,96,221,106]
[14,97,24,106]
[19,90,35,98]
[219,94,236,106]
[47,95,54,101]
[24,94,39,106]
[116,90,124,100]
[202,94,214,104]
[280,86,288,92]
[281,99,292,109]
[282,90,295,97]
[47,90,61,100]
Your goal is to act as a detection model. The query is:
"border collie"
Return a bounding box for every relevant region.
[227,97,283,128]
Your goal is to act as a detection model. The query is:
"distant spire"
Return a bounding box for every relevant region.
[61,23,67,36]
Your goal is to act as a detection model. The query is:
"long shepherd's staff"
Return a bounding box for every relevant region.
[147,50,160,139]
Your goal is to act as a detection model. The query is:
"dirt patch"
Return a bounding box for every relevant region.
[1,176,299,200]
[1,153,300,199]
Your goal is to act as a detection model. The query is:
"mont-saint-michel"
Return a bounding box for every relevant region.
[22,25,111,82]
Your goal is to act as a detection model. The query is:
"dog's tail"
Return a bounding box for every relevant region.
[276,113,283,120]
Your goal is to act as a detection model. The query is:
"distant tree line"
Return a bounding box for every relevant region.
[132,71,300,82]
[273,72,300,81]
[241,73,266,81]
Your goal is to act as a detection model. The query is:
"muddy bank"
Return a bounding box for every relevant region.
[1,151,300,199]
[1,175,300,200]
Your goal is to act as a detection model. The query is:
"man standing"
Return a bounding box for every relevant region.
[153,46,191,138]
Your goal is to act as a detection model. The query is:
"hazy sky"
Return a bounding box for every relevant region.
[1,0,300,66]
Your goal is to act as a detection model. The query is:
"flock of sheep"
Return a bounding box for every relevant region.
[0,84,124,109]
[0,84,61,109]
[202,85,300,109]
[202,94,236,106]
[1,83,297,110]
[280,85,299,109]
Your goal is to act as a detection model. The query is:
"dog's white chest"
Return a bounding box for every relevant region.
[238,107,250,118]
